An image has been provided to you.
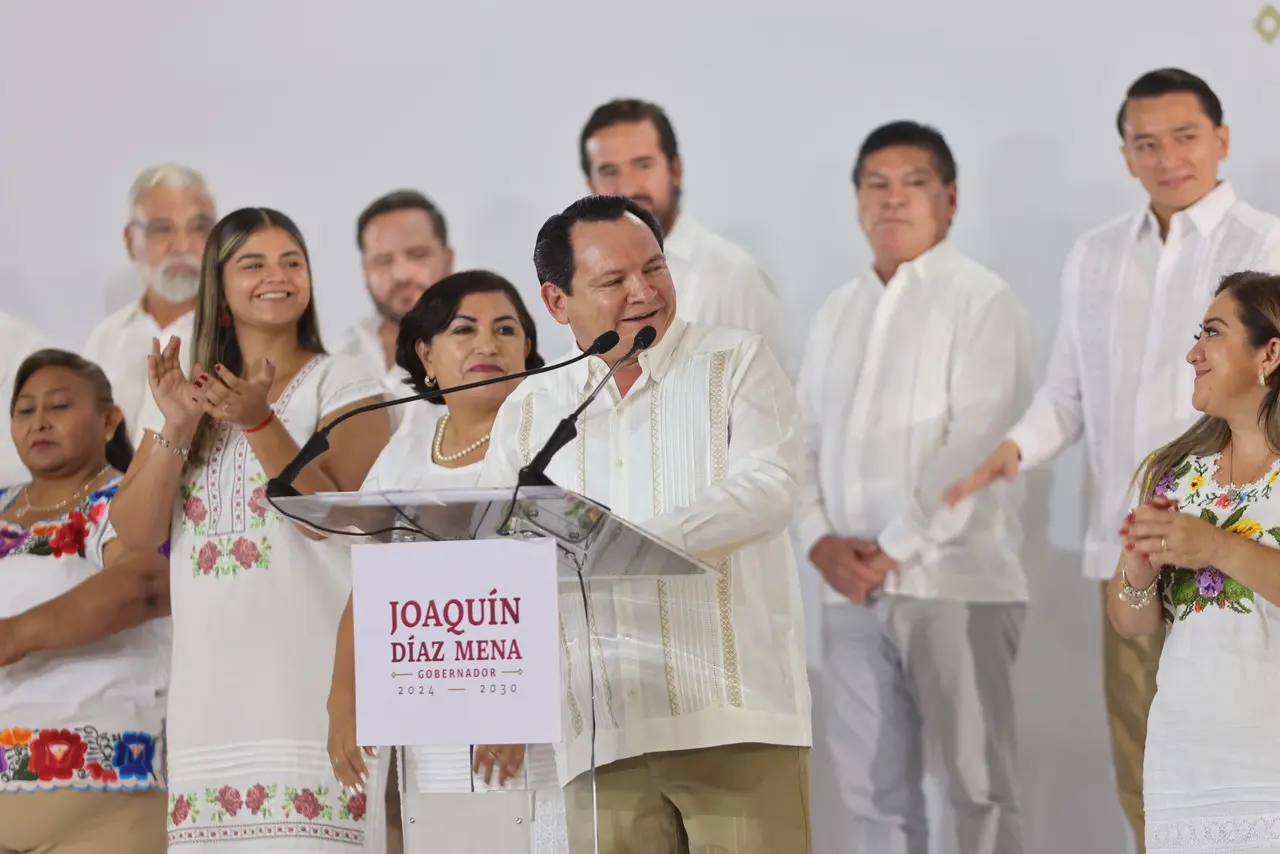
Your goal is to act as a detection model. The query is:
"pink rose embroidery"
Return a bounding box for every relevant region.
[293,788,322,820]
[230,538,259,570]
[245,783,268,815]
[215,785,242,816]
[172,794,191,825]
[249,485,268,517]
[347,791,367,821]
[184,495,208,525]
[197,542,220,574]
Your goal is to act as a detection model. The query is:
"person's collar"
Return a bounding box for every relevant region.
[870,238,957,287]
[576,316,689,393]
[1135,180,1236,241]
[662,210,700,260]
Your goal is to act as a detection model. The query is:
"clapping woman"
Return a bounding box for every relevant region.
[1111,271,1280,852]
[107,208,391,852]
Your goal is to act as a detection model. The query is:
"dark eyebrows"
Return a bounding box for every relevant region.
[1203,316,1226,326]
[450,314,519,324]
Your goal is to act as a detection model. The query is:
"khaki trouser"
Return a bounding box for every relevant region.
[565,743,811,854]
[0,789,167,854]
[1101,582,1165,854]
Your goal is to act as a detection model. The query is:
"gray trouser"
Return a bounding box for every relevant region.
[822,597,1025,854]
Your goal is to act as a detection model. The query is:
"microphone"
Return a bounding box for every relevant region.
[518,325,657,488]
[265,329,621,499]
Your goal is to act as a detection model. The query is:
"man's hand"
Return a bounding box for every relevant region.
[945,439,1022,508]
[810,536,893,604]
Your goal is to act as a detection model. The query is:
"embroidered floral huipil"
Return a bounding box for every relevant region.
[162,354,386,852]
[1139,452,1280,851]
[0,476,168,796]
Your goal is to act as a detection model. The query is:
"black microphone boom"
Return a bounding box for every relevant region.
[517,325,657,488]
[265,330,621,499]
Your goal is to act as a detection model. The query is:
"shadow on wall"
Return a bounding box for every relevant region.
[808,469,1133,854]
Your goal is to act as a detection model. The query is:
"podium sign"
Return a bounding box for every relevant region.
[351,537,562,747]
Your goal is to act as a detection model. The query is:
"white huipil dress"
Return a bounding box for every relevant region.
[160,354,387,852]
[1143,452,1280,852]
[360,406,569,854]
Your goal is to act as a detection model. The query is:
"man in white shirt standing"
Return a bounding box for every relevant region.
[480,194,812,854]
[83,163,215,448]
[0,310,48,486]
[948,68,1280,853]
[578,98,789,369]
[336,190,454,436]
[797,121,1033,854]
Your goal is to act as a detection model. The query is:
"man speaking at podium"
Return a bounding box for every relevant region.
[478,195,813,853]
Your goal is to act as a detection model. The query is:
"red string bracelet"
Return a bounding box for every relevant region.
[244,412,275,434]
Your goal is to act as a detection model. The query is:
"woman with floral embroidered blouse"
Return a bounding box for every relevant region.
[107,208,391,853]
[0,349,170,854]
[1112,271,1280,852]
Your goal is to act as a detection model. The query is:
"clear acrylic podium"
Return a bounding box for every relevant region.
[275,484,712,854]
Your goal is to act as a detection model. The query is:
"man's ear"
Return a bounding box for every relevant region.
[541,282,571,326]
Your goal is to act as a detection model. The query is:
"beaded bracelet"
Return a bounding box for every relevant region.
[148,430,191,459]
[1118,566,1159,609]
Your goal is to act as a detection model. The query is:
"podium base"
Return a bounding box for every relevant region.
[402,791,533,854]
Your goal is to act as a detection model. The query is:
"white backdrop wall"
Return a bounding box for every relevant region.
[3,2,1280,852]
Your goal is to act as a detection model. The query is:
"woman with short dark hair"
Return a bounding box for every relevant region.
[326,270,568,854]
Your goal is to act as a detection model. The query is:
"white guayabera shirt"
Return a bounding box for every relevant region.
[794,240,1034,605]
[478,318,812,782]
[82,301,194,450]
[663,212,790,373]
[1007,181,1280,581]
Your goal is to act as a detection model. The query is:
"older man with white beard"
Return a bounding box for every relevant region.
[83,163,215,448]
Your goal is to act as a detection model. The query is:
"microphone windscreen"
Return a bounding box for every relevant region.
[590,330,620,354]
[634,325,657,350]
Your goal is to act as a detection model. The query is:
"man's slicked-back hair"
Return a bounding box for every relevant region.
[356,189,449,251]
[533,195,664,295]
[1116,68,1223,138]
[852,120,957,188]
[578,99,680,177]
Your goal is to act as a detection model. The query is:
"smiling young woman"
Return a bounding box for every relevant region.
[106,208,392,852]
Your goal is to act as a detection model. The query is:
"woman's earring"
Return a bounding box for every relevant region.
[426,373,437,387]
[1261,371,1270,388]
[218,306,232,328]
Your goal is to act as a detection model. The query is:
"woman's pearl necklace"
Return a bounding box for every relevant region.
[433,412,490,463]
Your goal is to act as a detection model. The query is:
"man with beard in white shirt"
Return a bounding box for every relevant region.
[797,120,1033,854]
[82,163,215,448]
[480,194,812,854]
[947,68,1280,853]
[337,189,455,435]
[579,98,789,371]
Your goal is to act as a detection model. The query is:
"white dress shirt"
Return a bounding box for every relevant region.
[336,314,413,436]
[479,319,812,781]
[0,310,47,487]
[1007,181,1280,581]
[83,301,194,450]
[795,241,1033,604]
[664,212,789,371]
